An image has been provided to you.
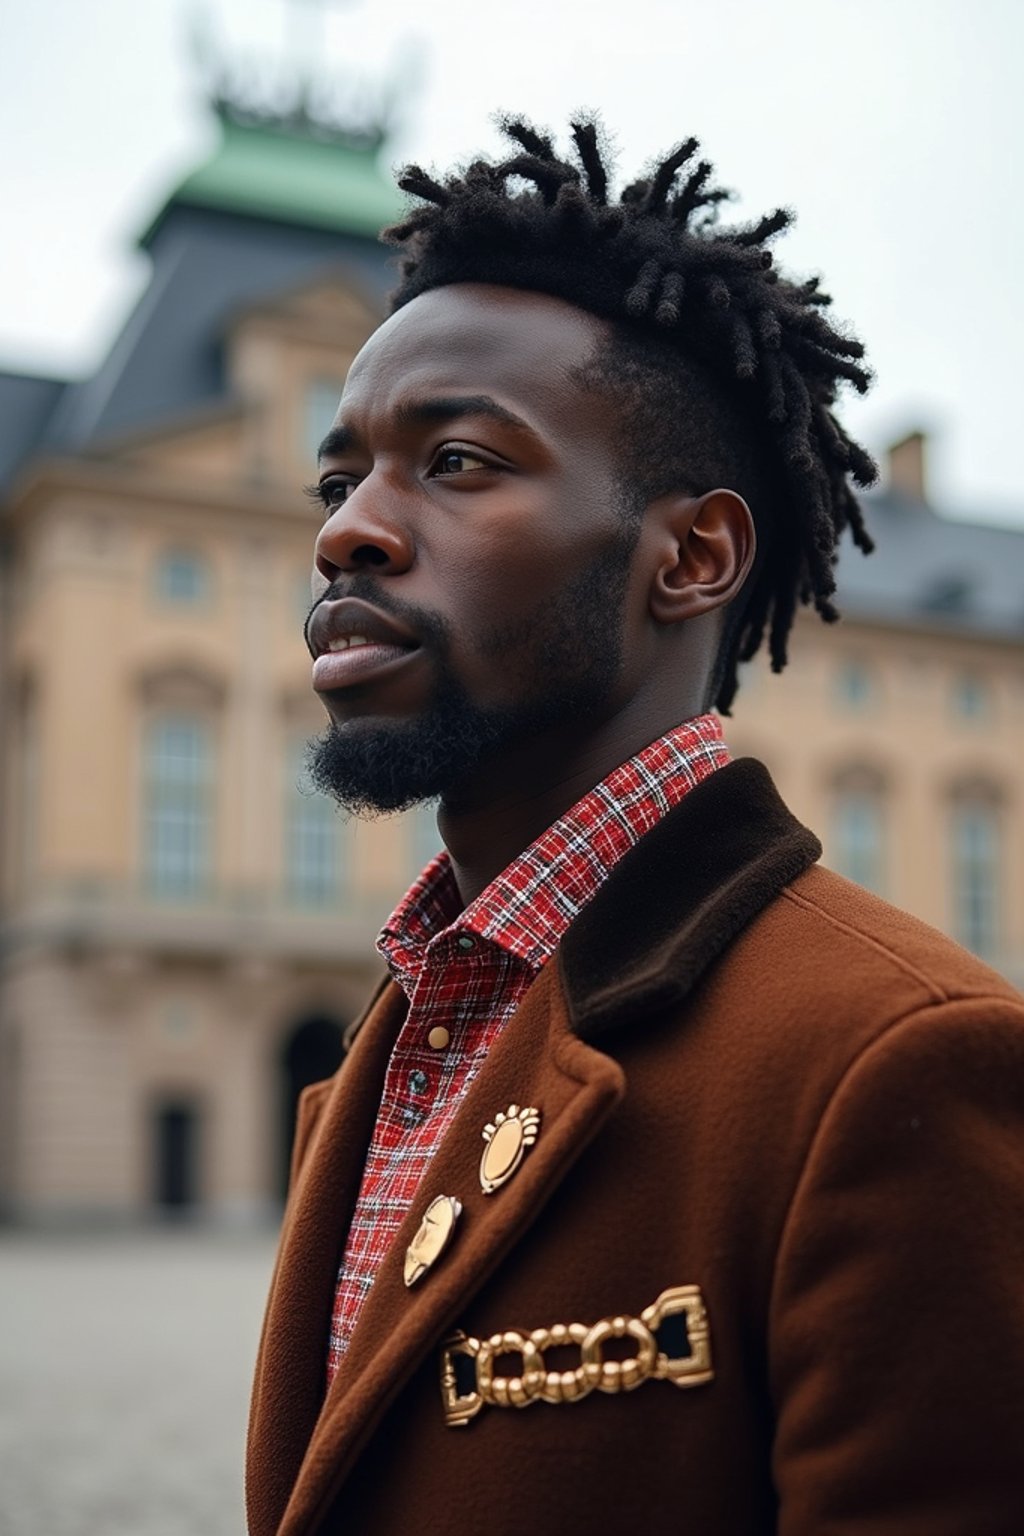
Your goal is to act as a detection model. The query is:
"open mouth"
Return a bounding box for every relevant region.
[308,600,423,694]
[312,634,421,691]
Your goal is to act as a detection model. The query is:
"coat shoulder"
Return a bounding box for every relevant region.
[662,864,1024,1134]
[777,863,1021,1011]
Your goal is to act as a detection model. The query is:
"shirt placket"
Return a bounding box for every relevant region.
[381,929,480,1136]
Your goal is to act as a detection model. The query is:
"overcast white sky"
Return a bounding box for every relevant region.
[2,0,1023,524]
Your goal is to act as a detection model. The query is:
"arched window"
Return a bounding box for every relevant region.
[950,791,1000,956]
[155,548,211,607]
[828,767,886,895]
[285,737,344,906]
[144,715,214,899]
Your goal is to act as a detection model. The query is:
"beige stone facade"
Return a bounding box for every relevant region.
[2,275,1022,1222]
[0,278,439,1220]
[727,612,1024,991]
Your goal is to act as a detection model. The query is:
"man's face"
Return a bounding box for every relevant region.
[304,284,646,814]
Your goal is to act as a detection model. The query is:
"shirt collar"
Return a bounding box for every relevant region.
[377,713,729,984]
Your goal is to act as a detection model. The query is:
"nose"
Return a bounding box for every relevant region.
[313,486,415,583]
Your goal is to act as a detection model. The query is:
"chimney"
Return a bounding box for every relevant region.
[886,430,928,503]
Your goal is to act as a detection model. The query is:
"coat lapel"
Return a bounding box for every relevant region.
[275,959,626,1536]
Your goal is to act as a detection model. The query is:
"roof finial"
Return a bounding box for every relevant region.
[188,0,388,151]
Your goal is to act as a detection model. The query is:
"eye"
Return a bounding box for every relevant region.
[323,477,357,508]
[304,477,358,513]
[432,447,488,476]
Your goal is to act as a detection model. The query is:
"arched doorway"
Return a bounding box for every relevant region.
[278,1016,346,1199]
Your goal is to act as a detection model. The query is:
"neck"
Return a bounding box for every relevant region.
[437,692,708,906]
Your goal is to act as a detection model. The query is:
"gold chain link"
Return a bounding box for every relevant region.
[440,1285,713,1427]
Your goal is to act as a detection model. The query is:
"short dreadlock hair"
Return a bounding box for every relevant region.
[383,116,877,713]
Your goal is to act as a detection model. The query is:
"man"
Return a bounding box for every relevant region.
[247,119,1024,1535]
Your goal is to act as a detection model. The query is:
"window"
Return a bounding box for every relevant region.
[834,659,876,712]
[951,674,989,723]
[155,548,210,607]
[951,799,999,956]
[830,785,885,894]
[144,715,214,899]
[304,378,346,463]
[285,738,343,906]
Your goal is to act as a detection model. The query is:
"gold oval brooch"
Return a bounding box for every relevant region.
[479,1104,541,1194]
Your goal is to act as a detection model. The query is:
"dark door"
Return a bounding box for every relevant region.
[154,1101,200,1211]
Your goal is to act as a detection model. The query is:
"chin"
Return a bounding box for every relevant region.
[304,710,489,817]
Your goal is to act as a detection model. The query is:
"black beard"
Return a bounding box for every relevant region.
[304,536,636,816]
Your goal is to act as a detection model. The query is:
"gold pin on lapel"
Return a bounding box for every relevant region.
[404,1194,463,1287]
[479,1105,541,1194]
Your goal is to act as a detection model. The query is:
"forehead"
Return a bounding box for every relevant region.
[340,284,613,435]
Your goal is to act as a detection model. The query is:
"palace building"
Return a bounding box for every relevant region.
[1,98,1021,1223]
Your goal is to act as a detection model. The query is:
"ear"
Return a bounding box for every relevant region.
[645,488,756,626]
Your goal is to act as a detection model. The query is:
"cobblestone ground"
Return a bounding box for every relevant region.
[0,1228,279,1536]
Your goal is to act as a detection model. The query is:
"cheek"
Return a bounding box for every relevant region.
[443,486,622,610]
[462,556,635,701]
[418,479,630,690]
[444,538,576,658]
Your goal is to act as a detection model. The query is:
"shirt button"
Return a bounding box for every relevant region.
[457,935,475,951]
[427,1026,450,1051]
[409,1069,429,1095]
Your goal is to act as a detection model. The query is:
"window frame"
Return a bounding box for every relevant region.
[142,713,215,901]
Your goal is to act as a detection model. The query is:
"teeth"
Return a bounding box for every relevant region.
[328,634,370,652]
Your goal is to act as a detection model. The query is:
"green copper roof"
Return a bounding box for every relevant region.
[141,115,405,246]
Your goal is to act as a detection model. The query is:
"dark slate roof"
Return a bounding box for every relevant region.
[42,204,395,455]
[0,371,68,489]
[0,107,403,484]
[835,488,1024,641]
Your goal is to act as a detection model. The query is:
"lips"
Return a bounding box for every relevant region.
[307,597,422,694]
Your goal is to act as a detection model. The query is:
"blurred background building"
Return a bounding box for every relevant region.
[1,82,1022,1226]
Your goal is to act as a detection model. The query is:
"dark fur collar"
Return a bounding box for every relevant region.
[344,759,819,1054]
[560,758,821,1041]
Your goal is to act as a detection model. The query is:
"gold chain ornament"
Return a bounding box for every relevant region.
[440,1285,713,1427]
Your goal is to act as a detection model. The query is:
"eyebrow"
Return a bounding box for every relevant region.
[317,394,536,463]
[317,423,355,461]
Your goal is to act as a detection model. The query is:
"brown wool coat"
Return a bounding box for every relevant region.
[247,760,1024,1536]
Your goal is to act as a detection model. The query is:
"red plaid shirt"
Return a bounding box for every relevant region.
[325,715,729,1382]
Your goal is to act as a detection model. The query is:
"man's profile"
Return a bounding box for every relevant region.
[247,117,1024,1536]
